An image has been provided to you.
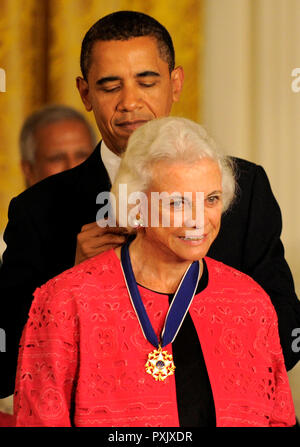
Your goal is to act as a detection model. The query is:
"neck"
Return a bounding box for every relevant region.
[102,138,124,157]
[127,234,201,294]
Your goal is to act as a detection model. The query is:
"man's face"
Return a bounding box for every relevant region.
[77,36,184,155]
[22,119,94,187]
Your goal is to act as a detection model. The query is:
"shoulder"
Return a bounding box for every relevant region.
[204,257,278,316]
[33,249,122,305]
[205,256,269,297]
[229,156,269,190]
[24,250,121,336]
[11,160,86,210]
[230,156,272,190]
[227,157,279,219]
[230,156,261,175]
[204,257,278,320]
[9,146,100,215]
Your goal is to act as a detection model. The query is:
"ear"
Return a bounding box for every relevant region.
[76,76,93,112]
[171,66,184,103]
[21,161,35,188]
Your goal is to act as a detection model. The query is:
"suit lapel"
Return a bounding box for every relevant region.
[74,141,112,226]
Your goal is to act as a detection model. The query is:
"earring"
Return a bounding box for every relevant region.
[130,212,144,228]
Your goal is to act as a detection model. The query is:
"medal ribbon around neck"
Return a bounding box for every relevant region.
[120,241,201,381]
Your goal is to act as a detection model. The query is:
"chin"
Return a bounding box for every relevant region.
[173,248,208,263]
[172,240,210,261]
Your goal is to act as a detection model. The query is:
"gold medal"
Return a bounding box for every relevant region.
[145,345,176,381]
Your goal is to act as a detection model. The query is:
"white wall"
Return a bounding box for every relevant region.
[202,0,300,419]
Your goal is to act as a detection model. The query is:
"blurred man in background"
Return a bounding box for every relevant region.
[0,103,96,423]
[1,104,96,260]
[0,104,96,259]
[19,104,96,187]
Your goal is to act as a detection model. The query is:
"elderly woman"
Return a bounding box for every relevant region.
[14,117,295,427]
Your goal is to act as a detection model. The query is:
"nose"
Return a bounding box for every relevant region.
[183,194,205,230]
[117,85,141,112]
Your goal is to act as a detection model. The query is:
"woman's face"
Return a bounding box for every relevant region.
[141,158,223,263]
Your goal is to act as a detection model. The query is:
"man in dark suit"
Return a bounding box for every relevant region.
[0,104,96,417]
[0,11,299,398]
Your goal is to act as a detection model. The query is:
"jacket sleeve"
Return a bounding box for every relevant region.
[242,165,300,370]
[0,196,47,397]
[14,277,79,427]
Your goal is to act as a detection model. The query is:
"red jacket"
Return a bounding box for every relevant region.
[14,251,295,427]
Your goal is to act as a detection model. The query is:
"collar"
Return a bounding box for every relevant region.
[100,140,121,184]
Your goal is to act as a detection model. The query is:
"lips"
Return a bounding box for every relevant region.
[180,229,205,239]
[179,236,205,240]
[115,119,148,132]
[178,233,207,246]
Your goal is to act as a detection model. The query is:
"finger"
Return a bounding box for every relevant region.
[96,221,130,234]
[80,221,129,235]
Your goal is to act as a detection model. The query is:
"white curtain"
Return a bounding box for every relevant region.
[202,0,300,418]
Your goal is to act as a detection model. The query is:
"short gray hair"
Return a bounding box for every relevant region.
[111,117,236,226]
[19,104,97,163]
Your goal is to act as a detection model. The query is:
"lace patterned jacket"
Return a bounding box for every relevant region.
[14,251,295,427]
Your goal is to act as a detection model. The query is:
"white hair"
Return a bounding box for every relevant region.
[111,117,236,229]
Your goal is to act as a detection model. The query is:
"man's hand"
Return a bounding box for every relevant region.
[75,221,129,265]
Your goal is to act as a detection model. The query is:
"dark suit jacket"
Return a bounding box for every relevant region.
[0,143,299,396]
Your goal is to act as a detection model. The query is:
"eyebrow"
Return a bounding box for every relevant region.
[96,76,121,86]
[96,71,161,86]
[136,71,160,78]
[206,190,222,197]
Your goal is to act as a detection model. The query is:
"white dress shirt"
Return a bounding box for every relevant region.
[100,141,121,184]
